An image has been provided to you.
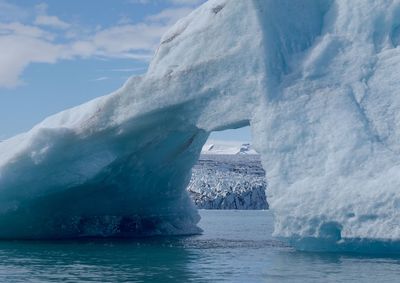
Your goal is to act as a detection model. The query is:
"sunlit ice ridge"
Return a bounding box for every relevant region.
[1,0,400,253]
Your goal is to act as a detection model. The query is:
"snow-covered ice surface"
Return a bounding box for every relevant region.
[1,0,400,253]
[250,0,400,253]
[188,154,268,210]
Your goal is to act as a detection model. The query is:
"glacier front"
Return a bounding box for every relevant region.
[1,0,400,252]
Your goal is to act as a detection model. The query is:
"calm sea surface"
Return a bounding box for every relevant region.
[0,210,399,282]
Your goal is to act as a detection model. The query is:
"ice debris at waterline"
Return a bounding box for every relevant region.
[188,154,268,210]
[0,0,400,252]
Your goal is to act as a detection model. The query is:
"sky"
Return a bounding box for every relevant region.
[0,0,251,142]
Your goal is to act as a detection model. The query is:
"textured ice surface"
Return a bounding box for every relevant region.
[251,0,400,252]
[1,0,400,252]
[188,154,268,209]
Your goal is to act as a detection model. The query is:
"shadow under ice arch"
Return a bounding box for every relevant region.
[1,0,400,253]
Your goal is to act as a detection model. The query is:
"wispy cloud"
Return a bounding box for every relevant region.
[169,0,204,5]
[0,0,203,89]
[146,7,194,24]
[34,3,70,30]
[126,0,152,4]
[77,23,168,58]
[0,22,54,40]
[127,0,204,6]
[111,67,147,72]
[91,76,109,82]
[34,15,70,29]
[0,20,67,88]
[0,0,28,22]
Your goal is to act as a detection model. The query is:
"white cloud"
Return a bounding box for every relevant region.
[0,35,66,88]
[0,22,54,40]
[66,22,167,61]
[34,15,70,30]
[0,0,28,22]
[126,0,152,4]
[91,23,167,55]
[0,0,204,89]
[146,8,193,24]
[34,2,70,30]
[0,21,69,87]
[127,0,204,6]
[91,76,109,82]
[111,67,146,72]
[35,2,48,14]
[0,20,166,88]
[169,0,204,5]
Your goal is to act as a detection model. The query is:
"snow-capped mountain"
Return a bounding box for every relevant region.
[201,140,258,155]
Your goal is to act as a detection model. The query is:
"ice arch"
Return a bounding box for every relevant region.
[1,0,400,252]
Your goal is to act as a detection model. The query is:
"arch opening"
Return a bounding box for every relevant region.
[187,127,268,210]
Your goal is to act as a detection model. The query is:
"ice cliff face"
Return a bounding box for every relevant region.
[188,155,268,210]
[252,0,400,252]
[1,0,400,252]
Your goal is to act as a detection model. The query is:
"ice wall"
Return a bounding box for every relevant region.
[1,0,400,252]
[251,0,400,252]
[0,0,263,239]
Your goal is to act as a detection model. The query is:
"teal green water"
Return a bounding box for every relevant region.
[0,210,399,282]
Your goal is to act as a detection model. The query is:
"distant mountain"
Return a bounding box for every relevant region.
[201,140,258,155]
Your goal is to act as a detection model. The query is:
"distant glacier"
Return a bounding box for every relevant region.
[188,153,268,210]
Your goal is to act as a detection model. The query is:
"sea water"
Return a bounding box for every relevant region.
[0,210,399,282]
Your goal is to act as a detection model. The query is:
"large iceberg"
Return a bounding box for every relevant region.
[1,0,400,252]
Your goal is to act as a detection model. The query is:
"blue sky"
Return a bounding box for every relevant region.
[0,0,251,141]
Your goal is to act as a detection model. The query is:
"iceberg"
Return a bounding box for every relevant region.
[1,0,400,253]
